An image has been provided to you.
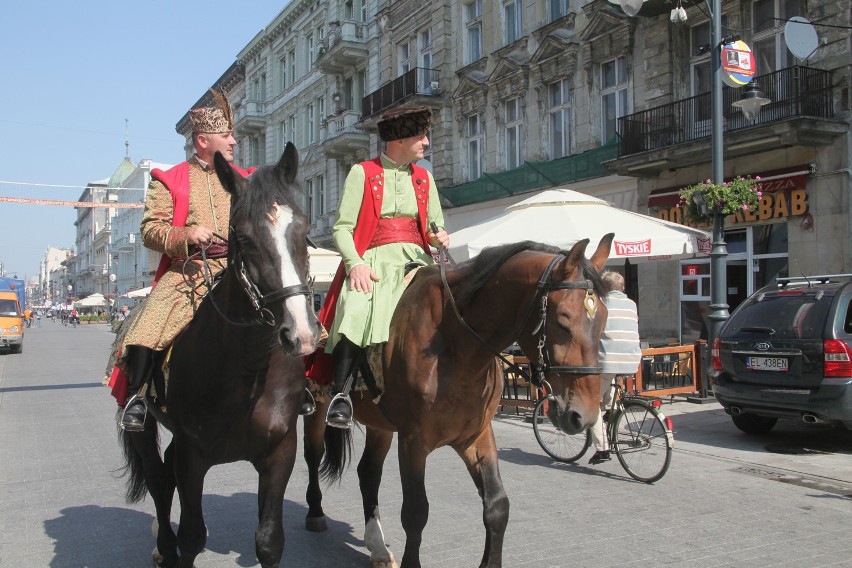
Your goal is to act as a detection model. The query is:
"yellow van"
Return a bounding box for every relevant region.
[0,290,24,354]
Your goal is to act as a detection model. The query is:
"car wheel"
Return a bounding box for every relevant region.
[731,412,777,434]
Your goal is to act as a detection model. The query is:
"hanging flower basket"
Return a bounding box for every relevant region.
[677,176,763,224]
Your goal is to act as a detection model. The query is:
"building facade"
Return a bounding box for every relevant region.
[176,0,849,343]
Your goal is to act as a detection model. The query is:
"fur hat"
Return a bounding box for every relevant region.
[377,106,432,142]
[189,88,234,134]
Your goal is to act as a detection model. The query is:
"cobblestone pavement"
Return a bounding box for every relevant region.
[1,322,851,567]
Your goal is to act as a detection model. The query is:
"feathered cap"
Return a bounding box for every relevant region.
[377,106,432,142]
[189,88,234,134]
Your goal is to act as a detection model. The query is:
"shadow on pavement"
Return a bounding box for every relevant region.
[44,492,368,567]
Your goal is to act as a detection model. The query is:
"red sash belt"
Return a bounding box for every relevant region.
[368,217,423,249]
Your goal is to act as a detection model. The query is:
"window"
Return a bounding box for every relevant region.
[549,79,572,158]
[318,96,325,125]
[504,0,523,45]
[315,175,325,219]
[752,0,796,72]
[277,120,286,154]
[550,0,568,21]
[305,179,315,222]
[289,49,296,83]
[420,29,433,86]
[344,0,366,21]
[307,33,315,68]
[466,114,484,181]
[504,98,522,169]
[278,56,287,92]
[465,0,483,63]
[399,41,414,74]
[288,114,297,147]
[600,57,628,145]
[307,103,316,144]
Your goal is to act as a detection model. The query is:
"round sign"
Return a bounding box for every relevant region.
[721,40,755,87]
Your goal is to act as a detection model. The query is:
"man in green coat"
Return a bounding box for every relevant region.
[322,106,450,428]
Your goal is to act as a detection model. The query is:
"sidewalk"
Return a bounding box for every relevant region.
[496,395,852,487]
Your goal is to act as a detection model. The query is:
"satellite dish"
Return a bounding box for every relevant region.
[785,16,820,61]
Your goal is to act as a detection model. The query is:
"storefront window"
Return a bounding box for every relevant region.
[678,222,788,343]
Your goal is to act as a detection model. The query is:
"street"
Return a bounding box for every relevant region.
[1,322,851,567]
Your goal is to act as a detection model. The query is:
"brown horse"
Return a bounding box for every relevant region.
[303,234,613,567]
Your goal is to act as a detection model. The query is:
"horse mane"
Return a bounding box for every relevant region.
[232,165,305,224]
[452,241,606,309]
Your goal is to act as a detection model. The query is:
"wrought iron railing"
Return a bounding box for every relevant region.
[361,67,441,118]
[617,66,834,157]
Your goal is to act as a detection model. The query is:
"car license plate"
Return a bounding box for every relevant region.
[747,356,788,371]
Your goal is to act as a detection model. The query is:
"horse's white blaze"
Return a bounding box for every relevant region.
[364,507,394,564]
[270,204,314,354]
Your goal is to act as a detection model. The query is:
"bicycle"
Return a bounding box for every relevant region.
[532,376,674,483]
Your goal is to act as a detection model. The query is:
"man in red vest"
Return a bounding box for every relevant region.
[307,106,450,428]
[113,90,254,431]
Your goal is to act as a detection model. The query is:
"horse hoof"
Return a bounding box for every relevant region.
[152,547,163,567]
[305,515,327,532]
[370,553,398,568]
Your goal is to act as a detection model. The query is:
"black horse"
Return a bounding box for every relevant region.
[119,143,321,568]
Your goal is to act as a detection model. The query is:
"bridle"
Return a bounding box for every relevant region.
[438,249,603,387]
[194,227,313,327]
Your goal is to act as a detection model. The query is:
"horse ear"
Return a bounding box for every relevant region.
[213,151,238,196]
[589,233,614,272]
[276,142,299,185]
[563,238,590,272]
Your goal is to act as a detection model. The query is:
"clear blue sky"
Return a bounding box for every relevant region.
[0,1,287,280]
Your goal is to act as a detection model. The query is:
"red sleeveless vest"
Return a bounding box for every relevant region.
[304,158,431,384]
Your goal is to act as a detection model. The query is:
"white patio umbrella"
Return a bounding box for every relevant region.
[448,189,710,262]
[123,286,152,299]
[74,293,109,308]
[309,247,342,286]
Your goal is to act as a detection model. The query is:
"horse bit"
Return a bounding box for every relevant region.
[437,249,603,387]
[190,227,313,327]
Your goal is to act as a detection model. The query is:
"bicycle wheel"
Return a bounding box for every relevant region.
[532,397,591,463]
[612,401,672,483]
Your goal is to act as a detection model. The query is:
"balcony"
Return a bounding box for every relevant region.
[234,99,267,134]
[114,233,137,252]
[315,21,369,75]
[610,66,843,176]
[361,67,442,121]
[319,109,369,159]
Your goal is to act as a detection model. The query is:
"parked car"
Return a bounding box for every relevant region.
[712,274,852,433]
[0,290,24,354]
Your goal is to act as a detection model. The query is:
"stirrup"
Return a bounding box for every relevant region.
[120,393,148,432]
[299,388,317,416]
[325,393,353,429]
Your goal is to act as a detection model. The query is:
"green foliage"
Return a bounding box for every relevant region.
[677,176,763,223]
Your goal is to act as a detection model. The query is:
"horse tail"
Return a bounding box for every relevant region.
[319,426,352,484]
[116,409,160,504]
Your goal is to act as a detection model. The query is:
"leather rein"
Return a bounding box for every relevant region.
[190,228,313,328]
[436,248,603,387]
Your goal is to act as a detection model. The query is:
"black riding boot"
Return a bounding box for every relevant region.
[326,337,362,429]
[121,345,154,431]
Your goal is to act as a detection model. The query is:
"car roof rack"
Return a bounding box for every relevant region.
[776,274,852,287]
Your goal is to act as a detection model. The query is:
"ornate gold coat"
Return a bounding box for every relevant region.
[121,157,231,353]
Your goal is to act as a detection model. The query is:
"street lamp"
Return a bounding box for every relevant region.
[732,80,771,122]
[613,0,769,396]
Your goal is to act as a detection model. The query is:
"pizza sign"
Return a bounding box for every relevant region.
[721,40,755,87]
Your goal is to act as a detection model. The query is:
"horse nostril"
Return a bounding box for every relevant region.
[559,410,585,435]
